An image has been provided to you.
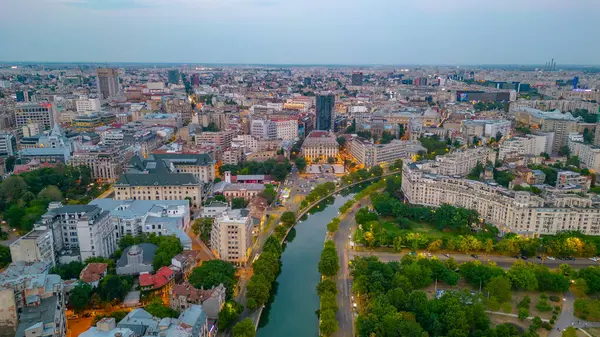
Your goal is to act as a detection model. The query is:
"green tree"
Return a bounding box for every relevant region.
[507,261,538,291]
[518,307,529,320]
[369,165,383,177]
[37,185,63,201]
[246,274,271,309]
[68,283,92,312]
[218,301,244,331]
[336,137,347,148]
[189,260,236,299]
[98,275,133,302]
[0,175,27,202]
[231,197,247,209]
[0,246,11,268]
[50,261,85,280]
[319,309,339,336]
[559,145,570,156]
[4,156,16,173]
[232,318,256,337]
[259,184,277,204]
[484,276,512,303]
[294,157,307,172]
[319,241,339,277]
[316,279,338,296]
[145,297,178,318]
[280,211,296,227]
[327,218,340,233]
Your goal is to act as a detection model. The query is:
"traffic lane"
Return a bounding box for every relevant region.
[347,251,598,269]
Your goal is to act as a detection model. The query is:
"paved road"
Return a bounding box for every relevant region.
[348,251,600,270]
[332,197,366,337]
[550,291,600,337]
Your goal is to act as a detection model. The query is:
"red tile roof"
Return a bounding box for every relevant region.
[139,267,175,289]
[79,263,108,283]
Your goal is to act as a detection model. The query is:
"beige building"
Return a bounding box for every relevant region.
[9,227,55,266]
[515,107,579,153]
[498,135,551,160]
[301,130,339,161]
[114,174,202,208]
[210,209,253,266]
[567,139,600,172]
[195,130,235,150]
[349,138,425,167]
[434,147,494,177]
[70,146,133,183]
[403,162,600,235]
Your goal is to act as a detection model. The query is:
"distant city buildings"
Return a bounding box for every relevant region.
[315,93,335,131]
[96,68,121,99]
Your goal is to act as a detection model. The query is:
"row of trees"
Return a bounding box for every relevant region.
[218,159,292,182]
[246,236,283,310]
[351,255,552,337]
[188,260,237,300]
[318,240,340,336]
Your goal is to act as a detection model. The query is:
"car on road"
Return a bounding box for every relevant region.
[568,257,576,261]
[68,315,79,320]
[536,256,541,259]
[443,253,450,258]
[471,254,479,259]
[521,255,528,260]
[547,256,555,260]
[588,257,599,261]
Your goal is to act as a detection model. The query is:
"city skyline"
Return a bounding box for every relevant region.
[1,0,599,65]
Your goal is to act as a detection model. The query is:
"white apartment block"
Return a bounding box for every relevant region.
[568,139,600,172]
[9,226,55,266]
[39,203,118,262]
[0,131,16,157]
[195,130,235,149]
[75,97,101,113]
[301,130,339,161]
[403,162,600,235]
[15,103,56,130]
[70,146,133,183]
[434,147,494,176]
[349,138,426,167]
[210,209,253,266]
[273,119,298,141]
[232,135,259,152]
[556,171,591,190]
[499,135,550,160]
[250,119,277,140]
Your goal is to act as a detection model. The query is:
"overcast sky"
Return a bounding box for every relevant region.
[0,0,598,65]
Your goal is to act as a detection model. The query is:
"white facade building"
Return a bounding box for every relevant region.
[434,147,494,177]
[301,130,339,161]
[349,138,426,167]
[210,209,253,266]
[402,161,600,236]
[273,119,298,141]
[75,97,101,113]
[499,135,549,160]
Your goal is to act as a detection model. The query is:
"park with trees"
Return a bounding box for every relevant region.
[218,158,293,182]
[350,255,573,337]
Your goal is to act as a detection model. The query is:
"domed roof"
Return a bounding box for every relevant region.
[128,245,142,255]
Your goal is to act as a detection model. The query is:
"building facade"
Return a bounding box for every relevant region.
[210,209,253,266]
[97,68,121,99]
[316,93,335,131]
[349,138,426,167]
[301,131,338,161]
[402,162,600,236]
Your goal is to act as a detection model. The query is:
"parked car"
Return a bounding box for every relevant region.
[471,254,479,259]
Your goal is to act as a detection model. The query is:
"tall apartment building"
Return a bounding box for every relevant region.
[273,119,298,141]
[0,131,16,157]
[301,130,338,161]
[210,209,253,266]
[402,162,600,235]
[69,146,133,183]
[567,139,600,172]
[168,70,180,84]
[195,130,235,149]
[0,263,66,337]
[515,107,579,153]
[96,68,121,99]
[39,203,117,261]
[15,102,55,131]
[349,138,426,167]
[250,119,277,140]
[498,135,550,160]
[316,93,335,131]
[9,226,55,266]
[165,98,193,123]
[75,96,101,113]
[434,147,494,176]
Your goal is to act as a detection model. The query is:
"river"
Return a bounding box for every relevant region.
[257,194,355,337]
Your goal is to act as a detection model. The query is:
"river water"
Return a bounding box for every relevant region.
[257,194,355,337]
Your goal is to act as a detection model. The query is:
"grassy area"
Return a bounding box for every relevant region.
[488,315,550,337]
[409,220,452,239]
[506,291,562,320]
[574,297,600,322]
[585,327,600,337]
